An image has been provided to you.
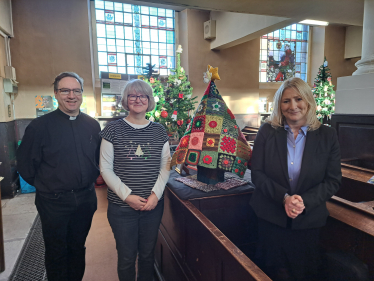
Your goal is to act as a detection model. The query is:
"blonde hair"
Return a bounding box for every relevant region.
[267,77,321,131]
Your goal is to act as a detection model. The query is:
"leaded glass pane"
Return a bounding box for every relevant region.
[123,4,132,13]
[125,40,133,53]
[259,24,309,82]
[143,42,150,54]
[133,28,141,41]
[132,5,140,14]
[99,65,108,73]
[133,14,141,27]
[108,53,117,65]
[115,26,124,39]
[115,12,123,23]
[158,18,166,28]
[96,10,105,21]
[150,16,158,27]
[104,1,113,10]
[141,6,149,14]
[124,13,132,25]
[127,54,134,66]
[114,3,122,11]
[106,25,115,38]
[159,30,166,43]
[151,55,159,67]
[166,31,174,43]
[166,9,173,17]
[95,1,175,76]
[98,52,107,65]
[124,27,133,40]
[109,66,117,73]
[142,15,149,26]
[95,0,104,9]
[158,8,166,17]
[150,7,157,16]
[150,29,158,42]
[97,24,106,37]
[107,39,116,52]
[142,28,150,41]
[97,38,107,51]
[143,56,150,65]
[118,67,126,74]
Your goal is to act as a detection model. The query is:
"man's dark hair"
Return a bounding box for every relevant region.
[53,72,84,92]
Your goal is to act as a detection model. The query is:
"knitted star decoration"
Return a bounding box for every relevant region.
[203,65,220,83]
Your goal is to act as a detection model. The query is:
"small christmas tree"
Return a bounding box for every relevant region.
[313,58,335,125]
[160,45,198,139]
[142,63,165,122]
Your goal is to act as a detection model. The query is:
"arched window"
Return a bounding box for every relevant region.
[94,0,176,76]
[259,24,309,82]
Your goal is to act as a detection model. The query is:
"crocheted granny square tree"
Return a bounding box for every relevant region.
[170,65,252,184]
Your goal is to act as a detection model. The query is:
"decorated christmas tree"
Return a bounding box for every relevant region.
[142,63,165,122]
[170,65,252,184]
[313,58,335,125]
[159,45,198,139]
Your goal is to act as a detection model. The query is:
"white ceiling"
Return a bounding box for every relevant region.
[135,0,364,26]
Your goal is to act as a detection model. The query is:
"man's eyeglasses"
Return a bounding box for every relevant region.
[128,94,149,102]
[58,88,83,96]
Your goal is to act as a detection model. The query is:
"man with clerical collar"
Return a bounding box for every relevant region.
[17,72,101,281]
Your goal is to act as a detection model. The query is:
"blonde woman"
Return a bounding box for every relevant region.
[250,77,341,281]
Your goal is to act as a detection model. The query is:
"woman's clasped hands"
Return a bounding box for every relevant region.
[124,192,159,211]
[284,195,305,219]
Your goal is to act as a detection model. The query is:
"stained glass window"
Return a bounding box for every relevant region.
[94,0,176,76]
[259,24,309,82]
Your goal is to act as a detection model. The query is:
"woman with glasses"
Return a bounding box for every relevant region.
[99,79,171,281]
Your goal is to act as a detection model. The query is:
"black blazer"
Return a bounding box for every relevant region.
[249,123,342,229]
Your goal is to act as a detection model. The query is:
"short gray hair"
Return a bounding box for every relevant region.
[121,79,155,112]
[267,77,321,131]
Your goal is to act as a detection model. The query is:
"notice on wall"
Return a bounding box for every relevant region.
[35,95,55,117]
[102,79,128,94]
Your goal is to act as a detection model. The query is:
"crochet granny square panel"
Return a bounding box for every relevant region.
[171,81,252,178]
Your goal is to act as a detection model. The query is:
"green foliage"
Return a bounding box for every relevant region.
[313,58,335,125]
[143,77,165,123]
[159,52,198,139]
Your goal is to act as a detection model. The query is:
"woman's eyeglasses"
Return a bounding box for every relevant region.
[128,94,149,102]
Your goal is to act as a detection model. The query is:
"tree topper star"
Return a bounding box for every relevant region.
[203,65,220,83]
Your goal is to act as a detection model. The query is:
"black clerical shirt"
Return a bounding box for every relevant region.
[17,109,101,193]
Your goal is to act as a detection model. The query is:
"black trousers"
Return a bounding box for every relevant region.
[35,185,97,281]
[256,218,320,281]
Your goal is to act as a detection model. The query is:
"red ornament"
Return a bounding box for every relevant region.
[187,119,191,124]
[150,77,155,83]
[178,93,184,98]
[177,120,184,126]
[161,111,168,118]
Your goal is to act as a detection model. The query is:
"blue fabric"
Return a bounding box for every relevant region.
[35,185,97,281]
[284,124,308,194]
[107,200,164,281]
